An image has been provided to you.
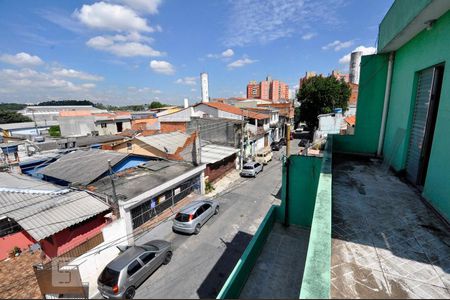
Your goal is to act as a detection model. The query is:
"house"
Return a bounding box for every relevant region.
[58,111,132,137]
[344,115,356,135]
[90,160,206,243]
[38,148,154,186]
[218,2,450,299]
[0,173,110,260]
[113,131,199,162]
[201,143,239,182]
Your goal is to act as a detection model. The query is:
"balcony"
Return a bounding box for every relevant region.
[217,136,450,299]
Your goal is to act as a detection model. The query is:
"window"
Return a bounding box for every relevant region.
[202,204,211,211]
[101,123,107,128]
[255,163,261,168]
[127,260,142,276]
[195,206,205,217]
[175,213,191,222]
[98,267,120,287]
[127,142,132,150]
[139,252,156,264]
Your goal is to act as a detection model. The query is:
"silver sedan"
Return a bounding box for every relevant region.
[172,200,219,234]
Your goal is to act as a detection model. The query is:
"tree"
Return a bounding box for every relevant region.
[0,103,27,111]
[297,76,350,129]
[149,101,166,109]
[0,110,32,124]
[38,100,94,106]
[48,125,61,137]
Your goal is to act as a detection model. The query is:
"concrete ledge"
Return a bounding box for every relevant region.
[299,136,333,299]
[217,205,277,299]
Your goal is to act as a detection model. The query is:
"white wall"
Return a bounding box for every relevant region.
[66,219,128,298]
[58,116,96,137]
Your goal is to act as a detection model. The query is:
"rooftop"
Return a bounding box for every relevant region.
[199,102,270,120]
[201,144,239,164]
[0,172,60,190]
[331,154,450,298]
[38,148,128,185]
[0,188,110,241]
[90,160,198,201]
[0,121,59,130]
[75,135,125,147]
[136,131,190,155]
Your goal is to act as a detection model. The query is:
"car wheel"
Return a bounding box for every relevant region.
[214,206,220,215]
[124,287,135,299]
[163,251,173,265]
[194,223,201,235]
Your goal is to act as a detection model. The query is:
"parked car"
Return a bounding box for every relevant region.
[271,141,281,151]
[255,147,273,164]
[172,200,219,235]
[279,138,286,146]
[97,240,172,299]
[240,162,263,177]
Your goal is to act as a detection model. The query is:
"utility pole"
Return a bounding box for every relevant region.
[286,123,291,157]
[107,159,119,217]
[196,121,202,164]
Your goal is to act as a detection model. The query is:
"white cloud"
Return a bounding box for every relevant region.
[227,58,257,69]
[0,68,95,92]
[75,2,153,32]
[150,60,175,75]
[175,76,197,85]
[207,48,235,59]
[302,33,316,40]
[224,0,345,47]
[339,45,377,65]
[113,0,162,14]
[0,52,44,66]
[52,68,103,81]
[322,40,353,51]
[87,34,163,57]
[221,49,234,57]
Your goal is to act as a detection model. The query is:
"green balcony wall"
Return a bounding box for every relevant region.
[333,54,389,155]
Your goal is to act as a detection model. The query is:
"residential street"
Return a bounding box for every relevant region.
[133,152,283,299]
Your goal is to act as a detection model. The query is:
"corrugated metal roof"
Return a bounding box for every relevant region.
[38,149,128,185]
[0,189,109,241]
[0,121,59,130]
[201,144,239,164]
[0,173,60,190]
[136,132,189,155]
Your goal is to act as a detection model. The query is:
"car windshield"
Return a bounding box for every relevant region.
[175,213,191,222]
[98,267,120,287]
[243,166,254,170]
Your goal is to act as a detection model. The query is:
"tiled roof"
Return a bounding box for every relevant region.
[0,189,109,241]
[201,102,270,120]
[345,115,356,125]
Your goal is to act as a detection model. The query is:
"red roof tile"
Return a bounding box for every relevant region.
[345,115,356,125]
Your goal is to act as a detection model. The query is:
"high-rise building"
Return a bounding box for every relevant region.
[247,80,261,98]
[200,72,209,103]
[331,70,350,83]
[299,71,317,89]
[349,51,362,84]
[246,76,289,101]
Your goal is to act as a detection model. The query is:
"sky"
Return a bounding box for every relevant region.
[0,0,393,105]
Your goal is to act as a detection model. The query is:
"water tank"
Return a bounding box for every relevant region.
[349,51,362,84]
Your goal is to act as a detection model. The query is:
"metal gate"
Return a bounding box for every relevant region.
[405,68,434,184]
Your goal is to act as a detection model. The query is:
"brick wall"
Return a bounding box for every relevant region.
[205,154,237,182]
[160,122,187,133]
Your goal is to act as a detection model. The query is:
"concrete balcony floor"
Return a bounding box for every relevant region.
[332,154,450,298]
[240,223,310,299]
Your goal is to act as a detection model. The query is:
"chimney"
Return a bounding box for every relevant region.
[183,98,189,108]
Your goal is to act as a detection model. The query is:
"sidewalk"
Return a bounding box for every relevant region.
[206,169,241,197]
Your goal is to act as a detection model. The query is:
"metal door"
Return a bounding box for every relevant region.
[405,68,435,184]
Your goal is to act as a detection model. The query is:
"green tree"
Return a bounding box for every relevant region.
[0,110,32,123]
[48,125,61,137]
[297,76,350,129]
[0,103,27,111]
[149,101,166,109]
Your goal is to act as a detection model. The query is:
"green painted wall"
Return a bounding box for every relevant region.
[300,137,333,299]
[378,0,431,51]
[217,205,277,299]
[279,155,322,228]
[333,54,388,155]
[382,10,450,221]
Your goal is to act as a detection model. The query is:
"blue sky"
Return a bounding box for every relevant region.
[0,0,393,105]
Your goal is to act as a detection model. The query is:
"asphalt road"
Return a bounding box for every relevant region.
[133,152,283,299]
